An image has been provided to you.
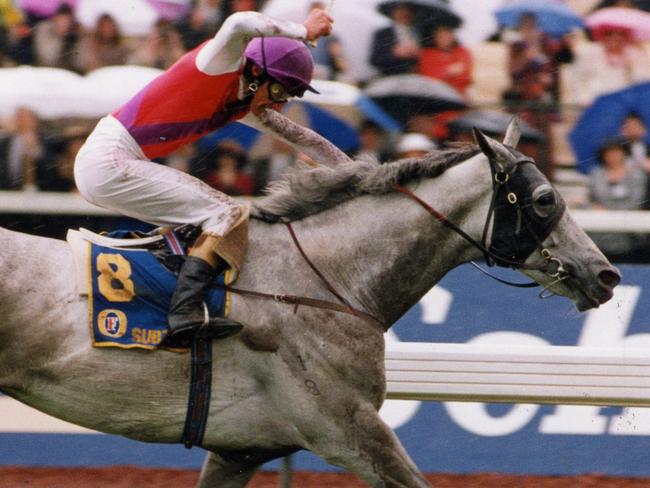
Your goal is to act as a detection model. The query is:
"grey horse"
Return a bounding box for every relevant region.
[0,117,619,488]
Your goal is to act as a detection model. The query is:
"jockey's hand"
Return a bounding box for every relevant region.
[303,8,333,42]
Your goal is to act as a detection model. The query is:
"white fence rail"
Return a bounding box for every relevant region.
[385,342,650,407]
[1,191,650,233]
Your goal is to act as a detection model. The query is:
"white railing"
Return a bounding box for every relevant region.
[1,191,650,233]
[385,342,650,407]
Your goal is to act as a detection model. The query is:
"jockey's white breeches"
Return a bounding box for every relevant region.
[74,115,244,236]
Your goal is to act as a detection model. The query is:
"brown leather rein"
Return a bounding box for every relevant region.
[213,221,384,329]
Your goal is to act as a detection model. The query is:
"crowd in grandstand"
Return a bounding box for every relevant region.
[0,0,650,255]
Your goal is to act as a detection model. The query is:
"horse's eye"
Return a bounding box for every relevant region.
[537,193,555,207]
[532,185,556,218]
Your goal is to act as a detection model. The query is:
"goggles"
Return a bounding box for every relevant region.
[268,81,291,103]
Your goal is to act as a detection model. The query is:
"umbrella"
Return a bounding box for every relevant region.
[0,65,162,119]
[569,82,650,173]
[377,0,462,28]
[75,0,159,36]
[585,7,650,40]
[201,79,400,154]
[16,0,77,18]
[145,0,192,21]
[593,0,650,13]
[0,66,84,119]
[494,0,584,37]
[262,0,391,83]
[447,110,545,143]
[363,74,467,127]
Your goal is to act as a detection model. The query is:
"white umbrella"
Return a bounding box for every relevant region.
[0,67,84,119]
[75,0,159,37]
[0,66,162,119]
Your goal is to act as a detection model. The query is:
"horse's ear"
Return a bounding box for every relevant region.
[503,117,522,147]
[472,128,497,160]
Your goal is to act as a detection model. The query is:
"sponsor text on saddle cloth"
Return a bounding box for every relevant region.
[88,232,231,350]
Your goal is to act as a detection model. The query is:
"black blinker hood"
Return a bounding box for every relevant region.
[489,161,566,266]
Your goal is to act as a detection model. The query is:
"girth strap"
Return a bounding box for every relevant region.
[182,332,212,449]
[165,228,213,450]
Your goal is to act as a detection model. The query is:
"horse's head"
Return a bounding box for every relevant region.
[473,120,620,311]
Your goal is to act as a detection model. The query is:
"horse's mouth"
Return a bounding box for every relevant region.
[570,277,614,312]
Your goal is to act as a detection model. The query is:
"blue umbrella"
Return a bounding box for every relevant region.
[495,0,585,37]
[569,82,650,174]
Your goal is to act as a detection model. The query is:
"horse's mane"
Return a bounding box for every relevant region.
[252,143,481,222]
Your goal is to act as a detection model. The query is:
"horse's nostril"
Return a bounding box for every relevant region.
[599,269,621,288]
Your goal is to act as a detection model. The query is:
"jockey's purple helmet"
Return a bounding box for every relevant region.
[244,37,319,97]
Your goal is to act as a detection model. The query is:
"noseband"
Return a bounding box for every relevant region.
[394,153,568,288]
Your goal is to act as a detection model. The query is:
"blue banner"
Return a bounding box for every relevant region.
[2,263,650,476]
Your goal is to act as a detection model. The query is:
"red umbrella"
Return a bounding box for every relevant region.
[586,7,650,41]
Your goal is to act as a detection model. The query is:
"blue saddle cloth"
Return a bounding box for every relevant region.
[88,241,229,351]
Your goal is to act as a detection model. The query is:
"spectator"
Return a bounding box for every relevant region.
[419,25,472,96]
[175,1,222,51]
[353,119,390,163]
[250,138,298,193]
[308,1,347,80]
[621,113,650,172]
[501,12,573,180]
[128,19,186,70]
[204,148,255,196]
[32,4,81,71]
[620,113,650,208]
[394,132,436,159]
[220,0,262,18]
[76,14,128,72]
[0,107,45,191]
[370,1,421,76]
[571,26,650,106]
[589,137,647,257]
[38,125,86,192]
[502,12,573,107]
[76,13,129,73]
[0,0,32,66]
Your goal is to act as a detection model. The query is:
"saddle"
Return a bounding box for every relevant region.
[67,226,230,351]
[67,225,201,295]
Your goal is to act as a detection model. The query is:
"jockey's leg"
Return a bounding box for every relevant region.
[167,232,243,341]
[74,126,248,341]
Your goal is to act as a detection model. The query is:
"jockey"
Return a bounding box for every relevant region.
[74,9,333,343]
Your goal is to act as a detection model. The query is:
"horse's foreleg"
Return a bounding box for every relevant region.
[309,406,431,488]
[195,452,259,488]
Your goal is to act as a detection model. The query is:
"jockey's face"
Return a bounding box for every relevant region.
[247,64,291,116]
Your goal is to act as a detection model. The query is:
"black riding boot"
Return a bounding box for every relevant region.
[166,256,242,343]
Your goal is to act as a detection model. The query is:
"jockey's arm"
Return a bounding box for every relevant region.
[196,11,308,75]
[241,109,353,167]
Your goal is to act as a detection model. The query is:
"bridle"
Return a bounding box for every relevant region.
[214,151,572,332]
[394,152,569,292]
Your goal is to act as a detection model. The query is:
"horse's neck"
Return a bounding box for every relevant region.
[297,154,492,326]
